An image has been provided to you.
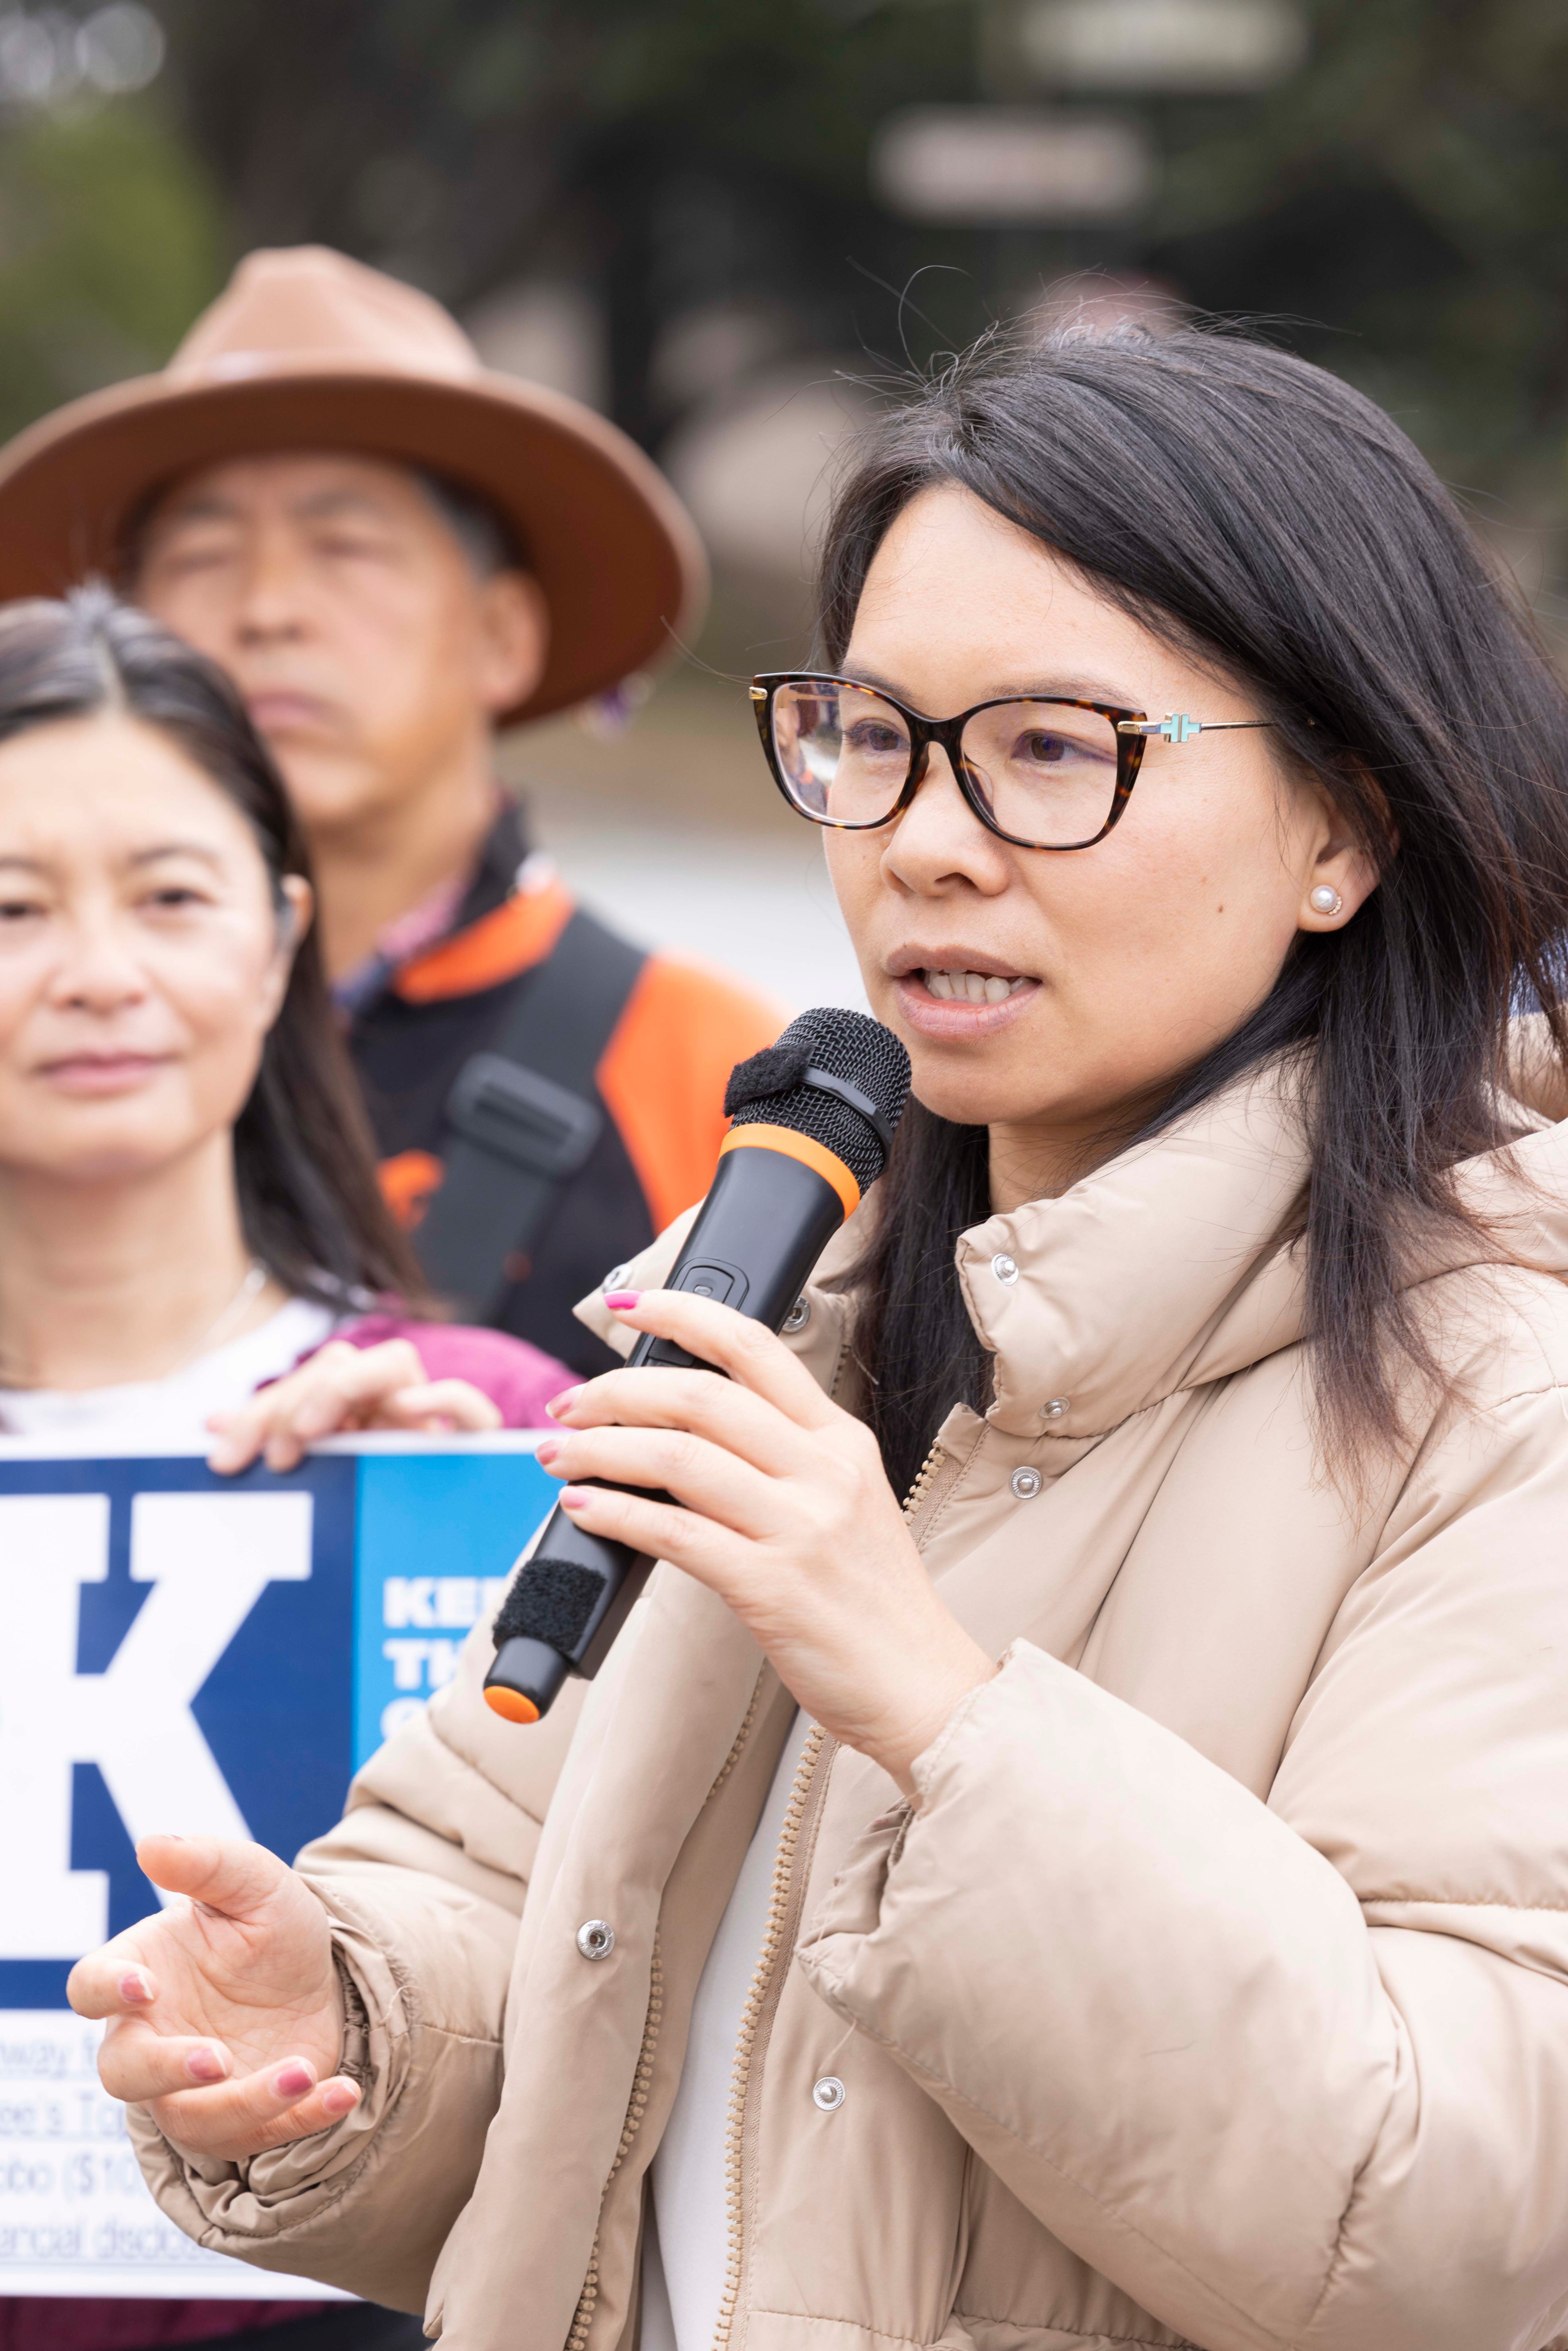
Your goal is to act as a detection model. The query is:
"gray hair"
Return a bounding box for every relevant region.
[413,466,526,579]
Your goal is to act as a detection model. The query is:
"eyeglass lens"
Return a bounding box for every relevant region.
[771,679,1122,847]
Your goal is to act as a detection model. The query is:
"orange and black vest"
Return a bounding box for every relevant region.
[352,804,780,1378]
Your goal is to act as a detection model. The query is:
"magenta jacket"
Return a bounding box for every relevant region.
[3,1314,572,2351]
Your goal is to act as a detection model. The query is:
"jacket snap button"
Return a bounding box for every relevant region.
[576,1919,615,1960]
[812,2075,846,2111]
[991,1253,1018,1285]
[1010,1466,1042,1500]
[601,1264,631,1295]
[783,1296,811,1333]
[1040,1398,1069,1421]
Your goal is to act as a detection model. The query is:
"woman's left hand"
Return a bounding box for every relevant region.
[538,1289,995,1797]
[207,1337,501,1474]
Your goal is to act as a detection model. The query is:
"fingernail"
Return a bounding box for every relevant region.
[186,2046,226,2083]
[544,1387,583,1419]
[534,1436,561,1467]
[559,1487,593,1510]
[274,2061,314,2098]
[603,1290,641,1311]
[321,2081,359,2117]
[120,1969,152,2005]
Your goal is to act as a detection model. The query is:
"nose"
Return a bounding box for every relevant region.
[882,740,1010,895]
[233,532,311,648]
[46,915,151,1014]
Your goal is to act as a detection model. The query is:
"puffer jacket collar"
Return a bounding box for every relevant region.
[956,1068,1311,1440]
[771,1049,1568,1457]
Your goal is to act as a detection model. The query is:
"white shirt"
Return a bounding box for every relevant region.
[0,1297,338,1446]
[641,1709,814,2351]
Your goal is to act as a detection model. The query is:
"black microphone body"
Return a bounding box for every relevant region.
[483,1007,911,1725]
[486,1145,846,1720]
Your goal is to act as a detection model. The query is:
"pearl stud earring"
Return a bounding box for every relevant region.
[1309,885,1343,917]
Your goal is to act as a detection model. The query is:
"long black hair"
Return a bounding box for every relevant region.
[820,324,1568,1496]
[0,584,427,1310]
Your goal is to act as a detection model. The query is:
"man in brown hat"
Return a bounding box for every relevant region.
[0,245,779,1378]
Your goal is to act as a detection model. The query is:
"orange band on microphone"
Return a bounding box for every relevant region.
[719,1123,860,1218]
[483,1684,540,1725]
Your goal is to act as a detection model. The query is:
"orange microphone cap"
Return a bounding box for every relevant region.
[483,1684,540,1725]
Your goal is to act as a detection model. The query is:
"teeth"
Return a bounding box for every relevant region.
[921,969,1029,1003]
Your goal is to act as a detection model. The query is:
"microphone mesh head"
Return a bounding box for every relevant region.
[726,1007,911,1191]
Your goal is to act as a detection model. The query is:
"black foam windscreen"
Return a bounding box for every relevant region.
[723,1008,911,1192]
[494,1558,604,1653]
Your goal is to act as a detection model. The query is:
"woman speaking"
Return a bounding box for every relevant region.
[72,325,1568,2351]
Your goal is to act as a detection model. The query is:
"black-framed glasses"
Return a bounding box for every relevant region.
[751,672,1273,852]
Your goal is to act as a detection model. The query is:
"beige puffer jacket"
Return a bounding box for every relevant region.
[134,1063,1568,2351]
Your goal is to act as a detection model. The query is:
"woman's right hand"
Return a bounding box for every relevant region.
[206,1338,502,1475]
[65,1834,361,2161]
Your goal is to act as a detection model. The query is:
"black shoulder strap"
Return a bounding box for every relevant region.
[412,906,648,1320]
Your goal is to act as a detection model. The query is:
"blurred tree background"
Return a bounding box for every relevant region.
[0,0,1564,618]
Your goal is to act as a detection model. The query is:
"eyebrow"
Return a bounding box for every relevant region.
[146,494,242,531]
[841,664,1138,712]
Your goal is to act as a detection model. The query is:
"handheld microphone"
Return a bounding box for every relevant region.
[483,1007,912,1723]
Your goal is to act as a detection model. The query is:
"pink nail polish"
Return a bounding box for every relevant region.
[559,1487,593,1509]
[602,1290,641,1311]
[545,1386,584,1419]
[120,1970,151,2005]
[534,1436,561,1467]
[321,2081,359,2116]
[187,2046,225,2083]
[274,2061,314,2098]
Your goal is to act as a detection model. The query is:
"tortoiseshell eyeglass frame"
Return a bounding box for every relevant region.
[749,671,1274,853]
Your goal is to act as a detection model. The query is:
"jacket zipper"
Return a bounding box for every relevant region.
[564,1674,765,2351]
[901,1432,944,1528]
[710,1440,944,2349]
[566,1927,664,2349]
[713,1720,827,2348]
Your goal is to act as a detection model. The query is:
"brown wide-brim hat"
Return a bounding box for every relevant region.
[0,245,708,726]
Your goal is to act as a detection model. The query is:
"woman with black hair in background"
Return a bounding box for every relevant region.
[0,588,568,2351]
[72,329,1568,2351]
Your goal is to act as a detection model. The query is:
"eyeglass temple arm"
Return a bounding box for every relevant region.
[1116,714,1274,745]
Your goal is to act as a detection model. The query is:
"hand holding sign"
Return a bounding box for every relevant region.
[65,1832,358,2159]
[207,1337,504,1473]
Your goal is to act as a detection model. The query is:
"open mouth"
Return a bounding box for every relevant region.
[921,969,1032,1004]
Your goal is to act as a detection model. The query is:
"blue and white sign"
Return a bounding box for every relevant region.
[0,1434,556,2299]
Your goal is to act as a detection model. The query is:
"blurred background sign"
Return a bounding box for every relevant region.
[0,0,1560,1009]
[1013,0,1308,91]
[871,109,1154,221]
